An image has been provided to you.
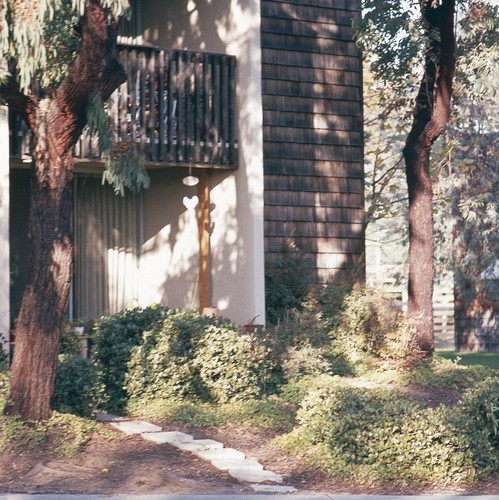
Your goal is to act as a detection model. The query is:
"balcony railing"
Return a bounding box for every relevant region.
[10,45,238,169]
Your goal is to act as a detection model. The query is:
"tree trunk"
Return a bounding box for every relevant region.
[402,0,456,355]
[6,119,74,420]
[404,140,435,353]
[1,2,127,420]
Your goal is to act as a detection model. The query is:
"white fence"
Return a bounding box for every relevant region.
[382,287,455,349]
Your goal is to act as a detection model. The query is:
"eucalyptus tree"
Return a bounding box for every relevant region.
[0,0,148,420]
[356,0,499,354]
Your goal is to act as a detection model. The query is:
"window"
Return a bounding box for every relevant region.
[73,175,141,320]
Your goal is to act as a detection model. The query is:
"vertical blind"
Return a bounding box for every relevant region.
[74,175,140,320]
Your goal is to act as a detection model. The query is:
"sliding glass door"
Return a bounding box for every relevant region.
[73,175,141,320]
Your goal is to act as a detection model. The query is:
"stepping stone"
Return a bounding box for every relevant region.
[110,420,162,435]
[251,484,297,493]
[95,413,130,422]
[195,447,245,461]
[141,431,193,444]
[210,458,264,471]
[228,468,283,483]
[171,438,223,453]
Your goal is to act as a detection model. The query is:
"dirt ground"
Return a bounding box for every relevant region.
[2,385,499,496]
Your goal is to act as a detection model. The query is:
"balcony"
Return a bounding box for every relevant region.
[10,45,238,169]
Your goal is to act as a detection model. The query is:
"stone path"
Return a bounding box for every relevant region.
[96,413,297,494]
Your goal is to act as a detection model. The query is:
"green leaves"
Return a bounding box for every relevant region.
[1,0,131,93]
[52,354,101,417]
[355,0,423,92]
[195,325,275,403]
[101,143,150,196]
[92,304,166,411]
[297,383,499,484]
[86,92,151,196]
[125,310,275,406]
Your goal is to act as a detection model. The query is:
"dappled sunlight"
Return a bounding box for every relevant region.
[138,0,265,324]
[260,0,364,286]
[142,0,229,53]
[139,170,199,310]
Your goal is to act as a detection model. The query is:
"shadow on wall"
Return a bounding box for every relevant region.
[261,0,365,286]
[208,169,249,320]
[149,168,250,322]
[139,0,264,323]
[141,0,231,53]
[141,168,199,309]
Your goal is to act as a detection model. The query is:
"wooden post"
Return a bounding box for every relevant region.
[197,169,210,313]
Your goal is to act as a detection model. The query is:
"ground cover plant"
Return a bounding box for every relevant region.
[4,284,499,494]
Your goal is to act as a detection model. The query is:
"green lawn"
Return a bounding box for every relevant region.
[438,349,499,370]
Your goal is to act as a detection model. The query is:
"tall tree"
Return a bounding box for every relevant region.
[402,0,456,353]
[1,0,147,420]
[356,0,498,354]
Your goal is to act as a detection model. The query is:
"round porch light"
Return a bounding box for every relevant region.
[182,167,199,186]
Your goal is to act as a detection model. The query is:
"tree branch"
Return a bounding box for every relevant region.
[0,70,37,131]
[424,0,456,143]
[404,0,456,156]
[55,0,126,150]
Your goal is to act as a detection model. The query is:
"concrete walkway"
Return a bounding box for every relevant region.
[96,413,296,494]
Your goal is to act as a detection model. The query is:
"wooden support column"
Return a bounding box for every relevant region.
[197,169,211,313]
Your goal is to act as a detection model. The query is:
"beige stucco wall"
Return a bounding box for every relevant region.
[138,0,266,325]
[0,106,10,356]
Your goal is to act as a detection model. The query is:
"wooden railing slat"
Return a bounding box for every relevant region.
[158,51,166,162]
[228,56,237,165]
[138,51,147,153]
[9,46,238,169]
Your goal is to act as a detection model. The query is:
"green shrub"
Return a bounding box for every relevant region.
[125,397,226,426]
[312,281,353,331]
[400,355,496,389]
[297,384,497,484]
[219,398,295,433]
[329,285,422,367]
[0,371,9,410]
[194,325,275,403]
[52,354,101,417]
[126,310,276,407]
[0,342,8,372]
[298,386,420,462]
[267,307,329,355]
[0,414,46,454]
[59,321,89,357]
[42,412,115,457]
[279,373,346,405]
[125,309,219,404]
[167,402,225,427]
[323,348,356,376]
[281,345,332,382]
[268,284,419,377]
[458,376,499,449]
[92,304,166,411]
[0,410,111,457]
[265,240,313,325]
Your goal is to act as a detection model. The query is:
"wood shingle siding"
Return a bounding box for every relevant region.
[261,0,364,284]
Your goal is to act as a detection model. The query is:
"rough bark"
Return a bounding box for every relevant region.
[402,0,456,354]
[3,1,126,420]
[6,128,74,420]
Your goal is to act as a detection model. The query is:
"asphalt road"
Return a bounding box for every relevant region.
[2,495,499,500]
